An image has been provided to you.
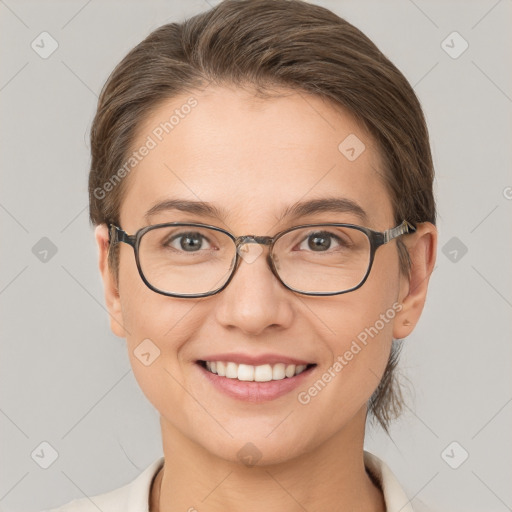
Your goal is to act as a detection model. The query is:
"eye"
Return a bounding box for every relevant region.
[297,231,349,252]
[165,231,214,252]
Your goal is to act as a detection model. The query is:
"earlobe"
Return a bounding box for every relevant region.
[393,222,437,339]
[95,224,126,338]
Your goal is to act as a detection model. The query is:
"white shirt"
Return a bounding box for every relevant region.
[44,451,434,512]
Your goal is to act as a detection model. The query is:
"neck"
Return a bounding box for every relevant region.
[150,406,385,512]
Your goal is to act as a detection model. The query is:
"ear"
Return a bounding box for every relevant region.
[95,224,126,338]
[393,222,437,339]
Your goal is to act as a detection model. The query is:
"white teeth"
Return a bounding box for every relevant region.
[272,363,286,380]
[254,364,273,382]
[296,364,307,374]
[237,364,254,381]
[203,361,311,381]
[285,364,296,378]
[226,362,238,379]
[216,361,226,377]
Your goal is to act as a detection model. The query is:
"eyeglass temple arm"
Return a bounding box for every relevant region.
[383,220,416,243]
[108,224,136,247]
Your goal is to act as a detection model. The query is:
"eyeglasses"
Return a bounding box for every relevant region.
[108,220,416,298]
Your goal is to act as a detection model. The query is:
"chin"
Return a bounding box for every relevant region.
[197,428,309,467]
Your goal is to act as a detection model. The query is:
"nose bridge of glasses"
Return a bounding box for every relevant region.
[235,235,273,248]
[233,235,275,268]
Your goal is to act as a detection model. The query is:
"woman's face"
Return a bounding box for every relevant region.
[98,86,413,464]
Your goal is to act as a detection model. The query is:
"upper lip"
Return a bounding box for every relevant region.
[197,353,315,366]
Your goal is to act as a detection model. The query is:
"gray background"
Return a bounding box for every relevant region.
[1,0,511,511]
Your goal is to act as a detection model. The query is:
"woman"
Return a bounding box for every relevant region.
[47,0,437,510]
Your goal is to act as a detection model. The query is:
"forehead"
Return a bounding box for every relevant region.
[120,86,393,231]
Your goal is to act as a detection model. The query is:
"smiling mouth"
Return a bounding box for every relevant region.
[197,360,317,382]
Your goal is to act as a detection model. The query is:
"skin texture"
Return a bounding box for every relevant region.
[95,86,437,512]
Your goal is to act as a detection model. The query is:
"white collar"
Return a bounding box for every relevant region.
[364,451,415,512]
[51,451,418,511]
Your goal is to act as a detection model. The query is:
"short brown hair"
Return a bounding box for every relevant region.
[89,0,436,433]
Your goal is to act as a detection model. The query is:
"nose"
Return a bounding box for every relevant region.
[213,240,294,336]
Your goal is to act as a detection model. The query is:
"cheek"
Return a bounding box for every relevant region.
[116,259,196,408]
[306,249,401,410]
[342,249,401,367]
[116,244,193,340]
[295,307,397,436]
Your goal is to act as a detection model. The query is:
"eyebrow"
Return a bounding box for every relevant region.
[144,199,227,222]
[278,197,368,224]
[144,197,368,224]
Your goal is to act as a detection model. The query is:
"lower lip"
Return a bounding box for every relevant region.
[196,362,316,403]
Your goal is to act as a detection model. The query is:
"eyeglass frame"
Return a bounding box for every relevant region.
[108,219,417,298]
